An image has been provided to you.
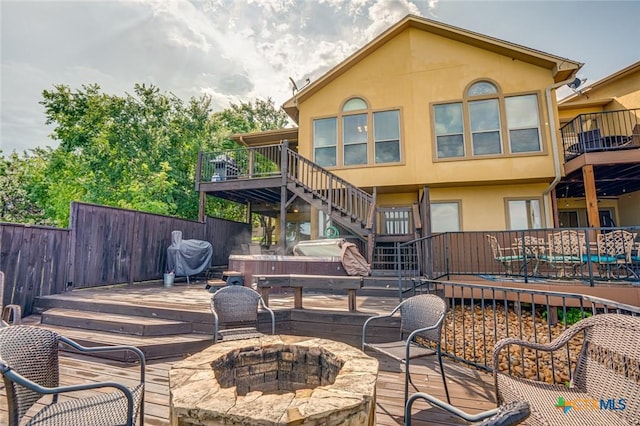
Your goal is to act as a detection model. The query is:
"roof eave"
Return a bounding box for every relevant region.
[230,128,299,147]
[284,14,582,110]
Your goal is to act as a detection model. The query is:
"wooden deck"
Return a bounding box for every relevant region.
[1,282,501,425]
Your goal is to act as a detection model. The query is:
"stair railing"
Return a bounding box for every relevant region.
[285,148,375,230]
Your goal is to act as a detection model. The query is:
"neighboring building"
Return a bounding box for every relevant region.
[198,14,594,263]
[556,61,640,228]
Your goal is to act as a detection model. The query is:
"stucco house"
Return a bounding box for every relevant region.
[556,61,640,228]
[196,15,637,264]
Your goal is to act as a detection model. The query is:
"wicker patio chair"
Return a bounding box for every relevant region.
[405,392,530,426]
[0,325,145,426]
[486,235,524,275]
[210,285,275,342]
[362,294,450,405]
[0,271,22,326]
[493,313,640,425]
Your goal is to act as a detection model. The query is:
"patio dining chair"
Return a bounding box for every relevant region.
[486,235,524,275]
[0,325,145,426]
[582,229,636,279]
[362,294,450,405]
[0,271,21,326]
[210,285,275,342]
[405,392,530,426]
[539,230,586,277]
[513,236,546,275]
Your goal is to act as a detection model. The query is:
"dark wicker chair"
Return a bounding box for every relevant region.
[362,294,450,404]
[405,392,530,426]
[493,313,640,425]
[0,271,21,326]
[0,325,145,426]
[210,285,275,342]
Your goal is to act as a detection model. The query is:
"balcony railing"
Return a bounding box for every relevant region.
[200,144,283,181]
[560,108,640,161]
[396,227,640,289]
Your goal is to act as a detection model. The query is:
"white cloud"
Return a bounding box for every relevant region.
[1,0,638,155]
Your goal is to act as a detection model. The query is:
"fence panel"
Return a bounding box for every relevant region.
[70,202,251,288]
[0,223,69,314]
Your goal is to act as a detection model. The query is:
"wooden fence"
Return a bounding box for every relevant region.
[1,202,251,314]
[0,223,70,315]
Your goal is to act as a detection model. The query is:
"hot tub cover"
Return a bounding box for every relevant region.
[166,230,213,277]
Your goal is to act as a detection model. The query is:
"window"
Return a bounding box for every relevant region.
[469,99,501,155]
[434,103,464,158]
[313,117,337,167]
[507,199,542,230]
[433,81,542,159]
[431,202,461,232]
[343,113,368,165]
[505,95,541,152]
[312,97,401,167]
[374,110,400,163]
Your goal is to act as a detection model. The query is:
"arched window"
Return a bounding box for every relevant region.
[343,97,368,112]
[433,80,542,159]
[313,97,401,167]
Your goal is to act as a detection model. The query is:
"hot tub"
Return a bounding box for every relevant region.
[229,254,347,286]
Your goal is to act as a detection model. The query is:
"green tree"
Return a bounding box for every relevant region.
[0,149,53,225]
[39,83,215,225]
[35,84,290,226]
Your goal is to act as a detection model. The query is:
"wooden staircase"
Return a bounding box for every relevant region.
[284,148,376,253]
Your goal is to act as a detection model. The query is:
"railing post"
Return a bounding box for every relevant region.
[327,175,333,217]
[196,152,204,222]
[280,140,289,252]
[248,148,255,179]
[195,151,203,190]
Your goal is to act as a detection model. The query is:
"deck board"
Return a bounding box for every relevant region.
[1,282,511,425]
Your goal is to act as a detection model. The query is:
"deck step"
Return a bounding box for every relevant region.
[41,308,193,336]
[22,315,213,361]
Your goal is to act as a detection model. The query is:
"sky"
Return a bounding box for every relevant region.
[1,0,639,155]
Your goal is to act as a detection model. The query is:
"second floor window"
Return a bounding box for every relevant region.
[313,97,401,167]
[433,81,542,159]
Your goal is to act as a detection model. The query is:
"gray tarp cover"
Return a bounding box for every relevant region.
[166,230,213,277]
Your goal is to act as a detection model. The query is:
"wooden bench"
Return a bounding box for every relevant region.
[253,274,364,312]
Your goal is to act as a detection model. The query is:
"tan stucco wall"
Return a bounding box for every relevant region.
[559,66,640,118]
[430,183,550,230]
[618,191,640,226]
[296,27,560,191]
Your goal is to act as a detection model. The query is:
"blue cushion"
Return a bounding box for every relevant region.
[540,255,582,263]
[582,255,618,263]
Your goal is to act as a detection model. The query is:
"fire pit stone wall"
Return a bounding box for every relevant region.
[169,335,379,426]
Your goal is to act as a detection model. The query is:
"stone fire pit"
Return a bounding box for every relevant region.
[169,335,378,426]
